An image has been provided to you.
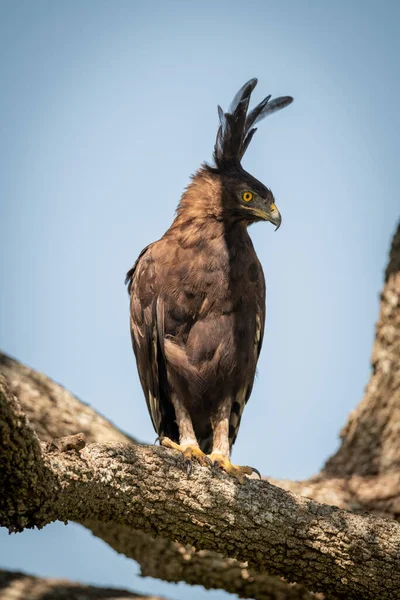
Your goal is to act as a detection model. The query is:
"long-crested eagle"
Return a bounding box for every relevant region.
[126,79,292,482]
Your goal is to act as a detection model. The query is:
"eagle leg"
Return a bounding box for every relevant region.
[161,394,208,476]
[208,399,260,484]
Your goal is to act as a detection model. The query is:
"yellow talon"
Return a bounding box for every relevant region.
[161,437,208,475]
[208,452,256,484]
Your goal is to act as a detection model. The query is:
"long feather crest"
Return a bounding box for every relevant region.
[213,79,293,169]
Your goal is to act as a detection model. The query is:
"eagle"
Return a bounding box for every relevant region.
[126,79,292,483]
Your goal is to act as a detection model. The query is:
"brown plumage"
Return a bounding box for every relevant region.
[126,79,292,481]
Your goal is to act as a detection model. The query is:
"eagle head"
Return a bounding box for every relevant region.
[176,79,292,230]
[216,165,282,230]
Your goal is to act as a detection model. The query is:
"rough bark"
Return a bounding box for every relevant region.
[2,371,400,600]
[0,569,165,600]
[270,471,400,518]
[86,523,323,600]
[2,353,319,600]
[1,221,399,600]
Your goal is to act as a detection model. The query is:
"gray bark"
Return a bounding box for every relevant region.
[1,366,400,599]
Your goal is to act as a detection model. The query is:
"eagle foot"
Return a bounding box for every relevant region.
[160,437,209,477]
[208,452,260,484]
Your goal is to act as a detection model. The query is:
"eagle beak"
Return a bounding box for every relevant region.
[243,202,282,228]
[268,204,282,231]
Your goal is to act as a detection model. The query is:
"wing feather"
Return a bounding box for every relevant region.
[127,246,178,440]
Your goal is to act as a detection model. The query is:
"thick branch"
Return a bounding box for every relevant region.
[269,472,400,518]
[324,223,400,477]
[0,569,165,600]
[86,523,322,600]
[1,377,400,600]
[2,354,320,600]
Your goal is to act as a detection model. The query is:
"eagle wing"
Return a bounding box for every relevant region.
[125,245,177,441]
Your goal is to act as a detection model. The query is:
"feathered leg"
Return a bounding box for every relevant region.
[208,399,260,484]
[161,394,208,476]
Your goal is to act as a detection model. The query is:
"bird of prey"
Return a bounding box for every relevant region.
[126,79,292,483]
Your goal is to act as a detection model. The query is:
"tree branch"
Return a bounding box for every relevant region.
[0,569,165,600]
[3,353,320,600]
[1,374,400,600]
[86,523,323,600]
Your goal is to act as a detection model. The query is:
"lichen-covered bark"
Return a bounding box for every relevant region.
[3,354,319,600]
[1,377,400,600]
[2,349,399,522]
[270,471,400,517]
[0,569,165,600]
[88,523,323,600]
[0,376,60,531]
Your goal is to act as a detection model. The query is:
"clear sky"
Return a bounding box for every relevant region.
[0,1,399,599]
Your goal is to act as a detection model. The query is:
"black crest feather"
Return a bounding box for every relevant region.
[213,78,293,170]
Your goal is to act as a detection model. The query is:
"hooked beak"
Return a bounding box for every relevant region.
[242,202,282,229]
[268,203,282,231]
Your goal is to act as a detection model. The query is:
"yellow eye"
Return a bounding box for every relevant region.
[242,191,253,202]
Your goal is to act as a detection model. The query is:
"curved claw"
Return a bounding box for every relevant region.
[185,459,193,477]
[211,460,221,478]
[207,453,261,484]
[204,455,213,468]
[154,436,161,445]
[248,465,262,480]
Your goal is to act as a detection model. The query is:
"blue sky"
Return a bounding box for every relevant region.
[0,1,399,599]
